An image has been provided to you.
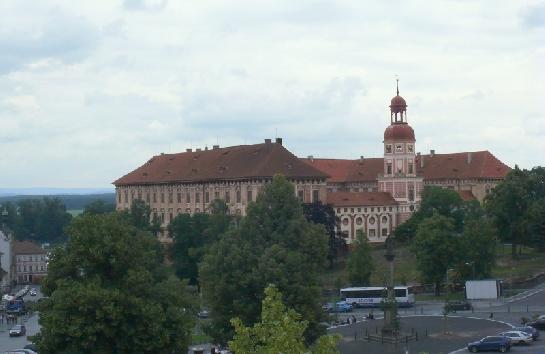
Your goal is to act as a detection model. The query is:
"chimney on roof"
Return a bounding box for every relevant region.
[467,152,472,164]
[213,145,219,149]
[264,138,272,144]
[430,149,435,157]
[359,156,364,164]
[419,153,424,168]
[160,152,165,155]
[307,155,314,162]
[275,137,283,145]
[205,146,208,151]
[186,148,192,152]
[196,148,202,152]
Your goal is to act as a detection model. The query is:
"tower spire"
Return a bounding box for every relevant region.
[396,77,399,96]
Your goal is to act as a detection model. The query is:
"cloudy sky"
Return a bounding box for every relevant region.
[1,0,544,189]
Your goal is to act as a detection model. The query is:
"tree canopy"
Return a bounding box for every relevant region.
[229,285,340,354]
[34,213,195,354]
[199,175,329,345]
[169,200,231,286]
[346,230,374,286]
[485,166,545,256]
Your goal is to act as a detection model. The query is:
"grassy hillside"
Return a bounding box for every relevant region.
[321,243,545,292]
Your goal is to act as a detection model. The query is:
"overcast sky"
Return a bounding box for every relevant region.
[1,0,543,189]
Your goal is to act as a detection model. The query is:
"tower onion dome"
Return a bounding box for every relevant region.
[384,123,415,141]
[389,95,407,113]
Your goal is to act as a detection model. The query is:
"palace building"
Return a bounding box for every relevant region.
[114,85,510,243]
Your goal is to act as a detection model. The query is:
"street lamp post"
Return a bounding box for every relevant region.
[465,261,476,280]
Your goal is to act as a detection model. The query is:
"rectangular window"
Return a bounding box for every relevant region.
[369,229,376,237]
[297,190,304,201]
[161,213,165,223]
[131,192,135,202]
[312,190,319,202]
[186,193,191,203]
[205,191,210,204]
[225,191,231,203]
[153,193,157,203]
[236,190,241,203]
[161,193,165,203]
[408,161,414,174]
[137,192,142,200]
[168,193,173,203]
[177,193,182,203]
[169,213,173,222]
[247,190,253,202]
[382,228,388,236]
[118,193,121,203]
[386,163,392,175]
[146,193,150,203]
[196,192,201,203]
[214,191,220,200]
[397,159,403,173]
[124,191,128,203]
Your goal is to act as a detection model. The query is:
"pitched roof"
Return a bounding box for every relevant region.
[303,151,510,183]
[457,190,476,201]
[114,142,328,185]
[301,158,383,183]
[416,151,511,180]
[13,241,46,255]
[327,192,397,206]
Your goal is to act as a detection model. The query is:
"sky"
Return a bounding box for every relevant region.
[0,0,544,189]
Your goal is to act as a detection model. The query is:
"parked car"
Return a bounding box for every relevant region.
[499,330,533,345]
[197,309,209,319]
[321,303,334,312]
[467,336,512,353]
[512,326,539,340]
[444,300,472,312]
[334,301,353,313]
[29,289,37,297]
[529,318,545,330]
[9,325,26,337]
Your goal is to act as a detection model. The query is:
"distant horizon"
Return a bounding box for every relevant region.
[0,188,115,197]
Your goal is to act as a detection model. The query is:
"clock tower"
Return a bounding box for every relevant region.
[378,80,423,224]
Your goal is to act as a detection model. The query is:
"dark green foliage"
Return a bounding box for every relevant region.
[35,213,195,354]
[0,193,115,210]
[9,198,72,243]
[485,166,545,257]
[83,199,115,215]
[411,214,461,296]
[303,202,347,267]
[458,218,496,279]
[346,231,374,286]
[199,175,329,345]
[169,201,231,286]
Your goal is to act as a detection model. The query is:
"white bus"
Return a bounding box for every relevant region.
[340,286,415,308]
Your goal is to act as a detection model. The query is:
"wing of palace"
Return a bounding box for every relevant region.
[114,86,510,244]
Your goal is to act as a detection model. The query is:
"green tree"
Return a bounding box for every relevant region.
[169,200,231,286]
[15,197,72,243]
[346,230,374,286]
[411,214,462,296]
[485,166,533,258]
[83,199,115,215]
[458,218,496,280]
[34,213,195,354]
[303,201,347,267]
[199,175,329,345]
[394,186,465,241]
[229,285,340,354]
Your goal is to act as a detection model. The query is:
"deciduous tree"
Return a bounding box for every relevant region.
[199,175,329,345]
[34,213,195,354]
[346,231,374,286]
[229,285,340,354]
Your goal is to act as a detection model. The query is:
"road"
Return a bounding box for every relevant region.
[0,286,43,353]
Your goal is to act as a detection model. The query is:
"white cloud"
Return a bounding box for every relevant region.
[0,0,543,188]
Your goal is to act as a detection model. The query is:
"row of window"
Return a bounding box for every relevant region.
[17,255,45,262]
[17,264,46,272]
[385,160,415,175]
[337,206,393,213]
[385,143,414,154]
[120,189,322,205]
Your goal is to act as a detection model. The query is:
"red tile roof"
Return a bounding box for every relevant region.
[114,142,328,185]
[415,151,511,180]
[302,158,383,183]
[327,192,397,207]
[457,190,476,201]
[13,241,46,255]
[303,151,510,183]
